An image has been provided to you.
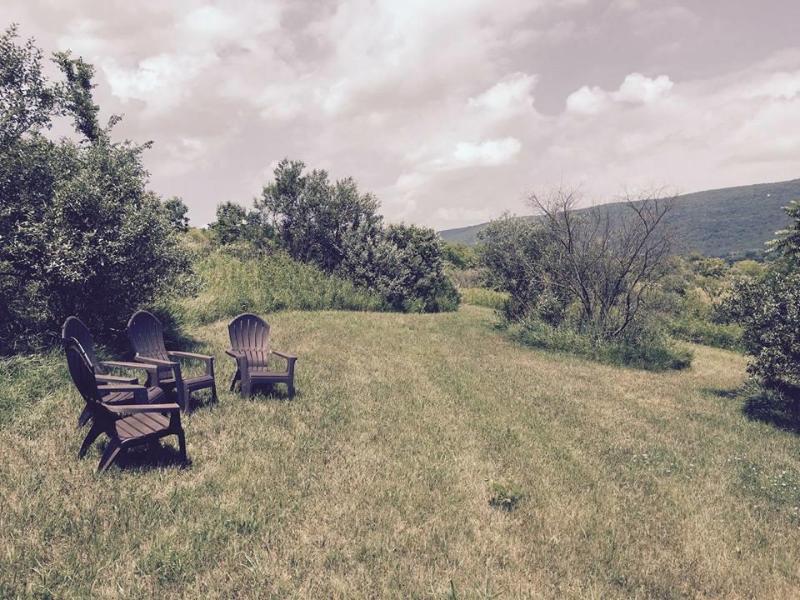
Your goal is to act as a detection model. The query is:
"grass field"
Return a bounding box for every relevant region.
[2,306,799,597]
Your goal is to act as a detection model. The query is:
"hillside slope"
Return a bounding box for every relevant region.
[3,306,800,596]
[440,179,800,258]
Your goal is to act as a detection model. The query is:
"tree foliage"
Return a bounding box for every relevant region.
[480,188,674,338]
[0,26,188,353]
[255,159,458,312]
[722,199,800,401]
[162,197,190,233]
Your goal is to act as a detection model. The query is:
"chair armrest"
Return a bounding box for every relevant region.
[134,355,178,367]
[106,403,181,415]
[168,351,212,362]
[168,351,214,377]
[101,360,159,382]
[97,374,139,385]
[272,350,297,361]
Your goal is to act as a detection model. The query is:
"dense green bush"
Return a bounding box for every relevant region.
[255,159,458,312]
[478,215,551,320]
[182,248,385,324]
[442,242,478,270]
[0,27,187,353]
[722,271,800,400]
[339,223,459,312]
[208,201,269,247]
[720,200,800,401]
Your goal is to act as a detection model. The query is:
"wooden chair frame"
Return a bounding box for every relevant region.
[64,338,187,472]
[226,313,297,398]
[126,310,217,412]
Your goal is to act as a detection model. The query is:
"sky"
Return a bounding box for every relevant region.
[3,0,800,229]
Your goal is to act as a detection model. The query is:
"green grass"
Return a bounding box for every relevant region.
[182,249,385,324]
[460,287,509,310]
[668,315,743,351]
[508,317,694,371]
[2,306,800,597]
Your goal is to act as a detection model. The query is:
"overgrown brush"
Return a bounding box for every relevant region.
[181,248,385,324]
[508,315,693,372]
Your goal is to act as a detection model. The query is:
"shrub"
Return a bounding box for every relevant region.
[509,315,692,371]
[721,272,800,400]
[357,224,459,313]
[0,27,188,353]
[667,315,742,351]
[721,199,800,402]
[442,242,478,270]
[479,189,687,369]
[257,159,458,312]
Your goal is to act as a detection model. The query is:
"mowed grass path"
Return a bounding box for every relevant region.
[2,306,799,597]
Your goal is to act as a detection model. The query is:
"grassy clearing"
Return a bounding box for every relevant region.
[459,287,509,310]
[2,306,799,597]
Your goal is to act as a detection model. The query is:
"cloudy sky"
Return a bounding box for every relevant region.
[4,0,800,229]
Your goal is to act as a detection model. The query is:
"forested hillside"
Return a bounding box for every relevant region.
[440,179,800,259]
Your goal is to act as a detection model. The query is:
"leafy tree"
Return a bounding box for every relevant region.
[257,159,458,312]
[767,199,800,268]
[722,199,800,401]
[442,242,478,270]
[162,197,190,233]
[257,159,381,271]
[209,201,266,246]
[0,26,188,353]
[478,215,551,319]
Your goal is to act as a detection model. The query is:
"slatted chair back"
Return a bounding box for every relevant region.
[64,338,102,405]
[228,313,270,368]
[62,317,102,371]
[127,310,172,380]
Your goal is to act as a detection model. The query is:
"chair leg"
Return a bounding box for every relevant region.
[177,429,187,463]
[97,441,121,472]
[183,389,192,413]
[288,383,295,399]
[211,382,218,404]
[241,379,251,399]
[77,406,92,429]
[79,422,103,458]
[229,369,239,392]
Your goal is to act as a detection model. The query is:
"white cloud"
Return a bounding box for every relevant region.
[613,73,674,104]
[451,137,522,167]
[566,73,673,114]
[468,73,538,117]
[566,85,610,114]
[15,0,800,230]
[103,52,219,112]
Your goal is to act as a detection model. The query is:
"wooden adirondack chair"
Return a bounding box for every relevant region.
[62,316,160,428]
[226,313,297,398]
[63,338,187,472]
[126,310,217,411]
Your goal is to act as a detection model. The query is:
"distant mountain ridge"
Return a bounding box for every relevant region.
[438,179,800,259]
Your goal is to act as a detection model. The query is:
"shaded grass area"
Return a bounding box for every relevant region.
[2,306,799,597]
